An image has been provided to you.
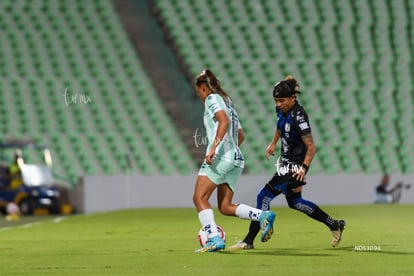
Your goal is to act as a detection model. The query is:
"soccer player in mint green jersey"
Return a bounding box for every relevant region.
[193,69,275,253]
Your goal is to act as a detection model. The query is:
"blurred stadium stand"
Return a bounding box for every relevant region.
[0,0,197,185]
[150,0,414,174]
[0,0,413,186]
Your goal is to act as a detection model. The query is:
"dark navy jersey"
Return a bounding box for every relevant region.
[376,185,387,194]
[276,101,311,164]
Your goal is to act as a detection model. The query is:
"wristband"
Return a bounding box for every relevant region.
[301,164,309,173]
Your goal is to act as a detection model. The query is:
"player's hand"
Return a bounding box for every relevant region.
[205,148,216,165]
[292,164,308,182]
[265,144,276,160]
[292,169,306,182]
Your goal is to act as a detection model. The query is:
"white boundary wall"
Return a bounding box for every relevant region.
[78,173,414,213]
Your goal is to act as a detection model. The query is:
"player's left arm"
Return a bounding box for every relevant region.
[292,108,315,181]
[301,132,316,168]
[293,132,316,182]
[205,110,229,165]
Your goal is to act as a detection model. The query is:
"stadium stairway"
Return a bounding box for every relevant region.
[113,0,206,167]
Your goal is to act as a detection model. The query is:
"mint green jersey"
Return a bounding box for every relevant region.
[203,93,244,168]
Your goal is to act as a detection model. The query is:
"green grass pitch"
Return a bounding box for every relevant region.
[0,204,413,275]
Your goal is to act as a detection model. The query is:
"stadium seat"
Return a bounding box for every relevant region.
[152,0,414,174]
[0,0,197,182]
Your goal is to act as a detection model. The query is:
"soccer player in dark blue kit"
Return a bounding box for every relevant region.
[230,76,345,250]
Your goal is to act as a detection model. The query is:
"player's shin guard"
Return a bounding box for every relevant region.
[198,209,220,238]
[256,183,281,210]
[241,184,280,244]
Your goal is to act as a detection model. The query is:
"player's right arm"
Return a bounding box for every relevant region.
[205,109,229,165]
[265,129,280,160]
[238,128,245,146]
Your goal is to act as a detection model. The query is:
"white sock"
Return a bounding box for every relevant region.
[235,204,262,221]
[198,209,219,238]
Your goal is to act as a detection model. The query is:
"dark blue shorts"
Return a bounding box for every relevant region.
[266,172,306,197]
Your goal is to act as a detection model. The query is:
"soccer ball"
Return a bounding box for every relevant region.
[198,225,226,247]
[6,202,20,215]
[5,202,20,221]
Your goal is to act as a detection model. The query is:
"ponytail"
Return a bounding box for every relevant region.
[283,75,301,93]
[195,69,231,101]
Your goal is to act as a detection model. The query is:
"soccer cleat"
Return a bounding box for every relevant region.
[259,211,276,242]
[331,220,346,247]
[228,241,254,251]
[195,235,225,253]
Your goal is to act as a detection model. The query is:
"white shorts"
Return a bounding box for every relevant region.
[198,158,243,192]
[373,193,392,204]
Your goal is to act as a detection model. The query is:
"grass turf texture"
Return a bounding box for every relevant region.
[0,204,413,275]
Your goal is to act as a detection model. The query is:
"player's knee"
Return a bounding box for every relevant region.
[287,197,298,209]
[192,192,208,207]
[192,193,200,205]
[286,192,302,209]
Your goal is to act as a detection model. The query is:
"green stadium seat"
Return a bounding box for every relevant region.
[152,0,414,174]
[3,0,413,177]
[0,0,197,180]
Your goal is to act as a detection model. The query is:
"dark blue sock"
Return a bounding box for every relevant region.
[256,184,280,210]
[243,185,281,244]
[287,196,337,230]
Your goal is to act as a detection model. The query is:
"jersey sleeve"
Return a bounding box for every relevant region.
[205,94,226,116]
[293,108,311,136]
